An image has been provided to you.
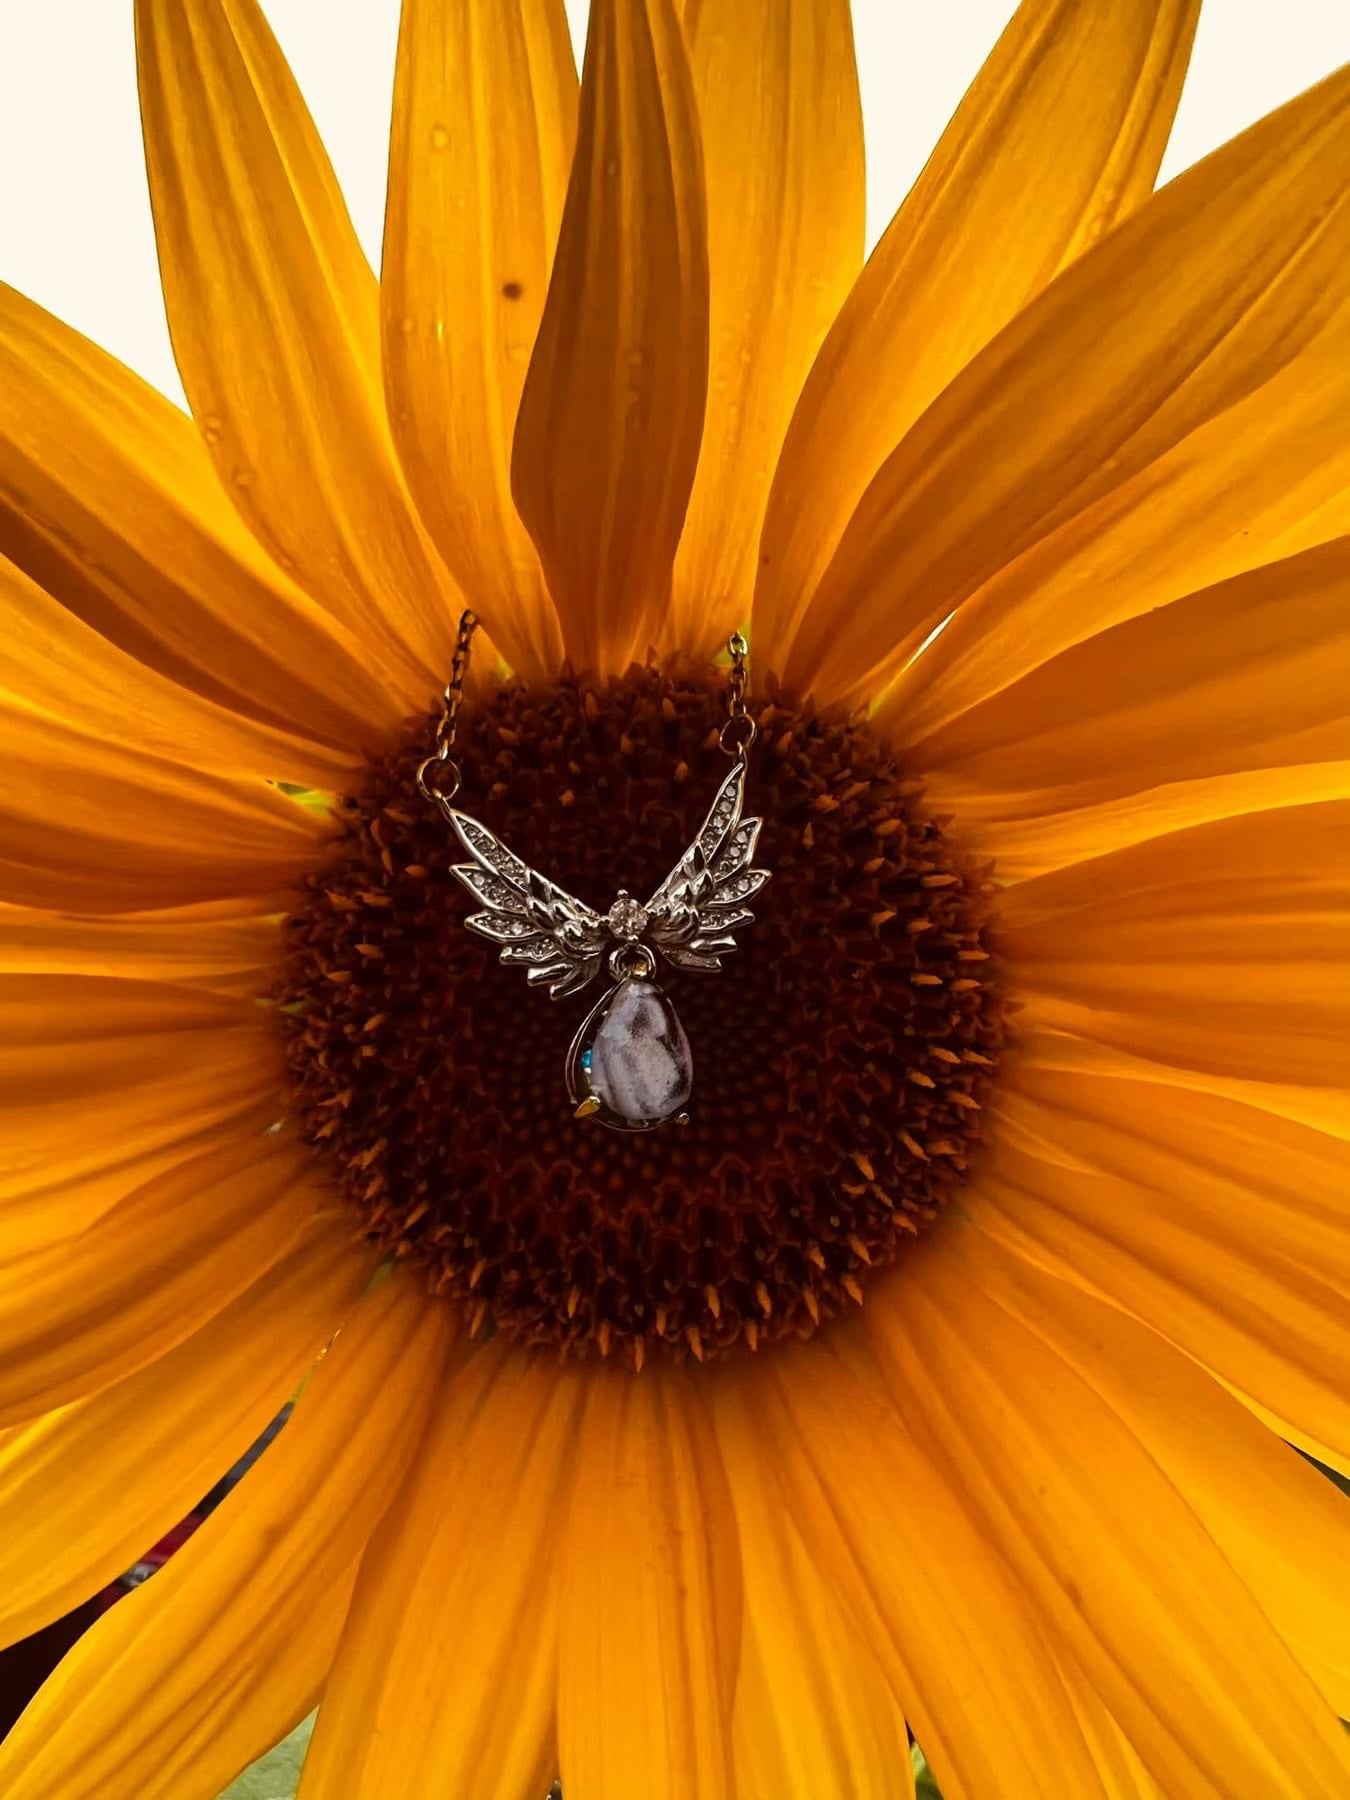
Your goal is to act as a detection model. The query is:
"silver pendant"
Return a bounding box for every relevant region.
[439,758,771,1130]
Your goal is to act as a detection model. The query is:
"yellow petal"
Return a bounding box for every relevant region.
[781,67,1350,704]
[4,546,355,793]
[0,899,278,995]
[669,0,863,655]
[886,317,1350,749]
[0,284,402,755]
[717,1376,914,1800]
[713,1339,1108,1799]
[946,762,1350,885]
[135,0,458,687]
[1064,1674,1162,1800]
[0,1210,373,1651]
[867,1233,1350,1798]
[1002,800,1350,1085]
[0,1270,454,1800]
[511,0,708,672]
[973,1224,1350,1718]
[559,1368,738,1800]
[0,977,280,1246]
[976,1073,1350,1474]
[907,537,1350,839]
[754,0,1200,678]
[383,0,573,682]
[300,1338,582,1799]
[0,1128,322,1426]
[0,655,324,914]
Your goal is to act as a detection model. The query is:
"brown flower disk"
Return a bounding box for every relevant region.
[280,664,1005,1364]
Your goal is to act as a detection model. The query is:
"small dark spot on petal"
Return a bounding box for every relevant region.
[501,280,524,300]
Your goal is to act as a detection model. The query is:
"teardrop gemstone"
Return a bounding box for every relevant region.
[566,977,693,1131]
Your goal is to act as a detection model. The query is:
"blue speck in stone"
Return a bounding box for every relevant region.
[581,1049,593,1071]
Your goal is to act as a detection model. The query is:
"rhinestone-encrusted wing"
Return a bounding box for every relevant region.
[448,810,608,999]
[643,761,770,972]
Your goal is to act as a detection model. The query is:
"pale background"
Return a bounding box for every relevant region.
[1,0,1348,409]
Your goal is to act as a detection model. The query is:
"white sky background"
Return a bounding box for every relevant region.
[0,0,1347,409]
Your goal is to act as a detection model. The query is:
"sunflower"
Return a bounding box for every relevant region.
[1,0,1349,1794]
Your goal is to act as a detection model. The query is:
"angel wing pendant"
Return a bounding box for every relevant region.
[443,759,770,1131]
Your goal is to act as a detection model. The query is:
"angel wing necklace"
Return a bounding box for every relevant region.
[416,615,770,1132]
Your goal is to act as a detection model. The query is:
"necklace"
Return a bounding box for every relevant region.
[416,616,771,1131]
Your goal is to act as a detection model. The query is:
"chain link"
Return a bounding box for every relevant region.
[719,629,757,757]
[420,615,753,800]
[416,609,480,807]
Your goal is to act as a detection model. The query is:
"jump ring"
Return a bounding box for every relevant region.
[416,753,463,805]
[719,713,757,757]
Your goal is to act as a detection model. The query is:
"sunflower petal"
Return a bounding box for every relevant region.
[4,541,355,792]
[754,0,1200,677]
[300,1338,581,1799]
[0,900,278,995]
[713,1340,1107,1799]
[669,0,863,655]
[1002,800,1350,1086]
[0,1128,321,1426]
[0,977,280,1250]
[886,323,1350,749]
[867,1233,1350,1798]
[135,0,457,686]
[511,0,708,672]
[906,538,1350,833]
[559,1369,738,1800]
[0,286,403,751]
[976,1073,1350,1475]
[972,1226,1350,1717]
[382,0,573,681]
[0,1271,454,1800]
[716,1371,915,1800]
[0,676,324,915]
[0,1211,373,1651]
[783,66,1350,704]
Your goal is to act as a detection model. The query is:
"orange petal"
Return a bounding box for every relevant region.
[511,0,708,673]
[135,0,459,688]
[713,1339,1107,1798]
[867,1233,1350,1798]
[0,1271,454,1800]
[886,315,1350,749]
[0,697,322,913]
[1001,800,1350,1086]
[4,545,356,792]
[782,66,1350,704]
[300,1338,582,1798]
[755,0,1199,678]
[975,1071,1350,1475]
[668,0,863,656]
[382,0,573,682]
[0,899,279,995]
[0,1127,322,1426]
[909,537,1350,810]
[559,1368,738,1800]
[942,762,1350,886]
[0,976,281,1247]
[969,1222,1350,1718]
[0,284,401,758]
[716,1366,914,1800]
[0,1209,373,1651]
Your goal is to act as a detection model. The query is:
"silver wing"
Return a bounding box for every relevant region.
[447,810,608,999]
[643,761,770,972]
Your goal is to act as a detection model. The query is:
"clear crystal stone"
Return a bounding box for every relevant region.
[606,894,650,941]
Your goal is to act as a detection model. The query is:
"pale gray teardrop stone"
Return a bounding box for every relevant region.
[583,978,692,1127]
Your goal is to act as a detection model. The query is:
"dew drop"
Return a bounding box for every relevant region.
[200,413,225,447]
[430,123,450,151]
[231,466,255,491]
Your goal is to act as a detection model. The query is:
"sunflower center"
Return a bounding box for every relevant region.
[279,663,1004,1364]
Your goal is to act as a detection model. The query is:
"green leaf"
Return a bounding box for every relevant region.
[216,1714,314,1800]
